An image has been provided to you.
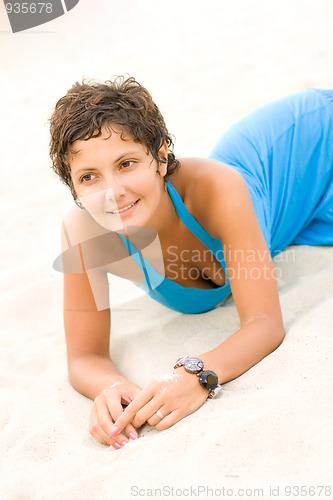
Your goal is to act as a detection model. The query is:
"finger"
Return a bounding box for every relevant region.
[103,393,139,441]
[111,388,154,436]
[121,394,133,406]
[89,404,109,444]
[89,405,117,446]
[95,397,130,444]
[122,416,140,441]
[132,398,166,428]
[90,405,134,449]
[121,385,143,405]
[155,409,182,431]
[91,404,127,447]
[146,404,170,427]
[111,431,134,449]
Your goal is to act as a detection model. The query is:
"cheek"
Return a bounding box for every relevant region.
[79,190,104,212]
[78,190,126,231]
[132,165,159,187]
[135,173,162,202]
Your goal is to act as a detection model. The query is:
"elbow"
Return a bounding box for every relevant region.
[261,314,286,350]
[248,313,286,345]
[67,364,78,392]
[67,356,84,393]
[276,327,286,346]
[272,322,286,350]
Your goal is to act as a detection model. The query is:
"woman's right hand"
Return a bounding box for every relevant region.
[89,380,143,449]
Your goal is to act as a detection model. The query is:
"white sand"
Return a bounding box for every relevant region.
[0,0,333,498]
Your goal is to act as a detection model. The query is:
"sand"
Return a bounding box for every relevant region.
[0,0,332,498]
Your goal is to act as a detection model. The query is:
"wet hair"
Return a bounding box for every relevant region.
[49,76,180,203]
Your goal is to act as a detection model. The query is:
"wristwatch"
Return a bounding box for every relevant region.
[173,356,222,399]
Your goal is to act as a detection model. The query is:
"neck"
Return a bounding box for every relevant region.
[149,179,180,244]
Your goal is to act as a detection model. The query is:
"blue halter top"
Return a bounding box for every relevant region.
[117,180,232,314]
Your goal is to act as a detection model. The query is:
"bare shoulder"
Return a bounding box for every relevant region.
[60,204,119,277]
[172,157,248,239]
[175,158,283,325]
[61,204,110,249]
[60,203,145,286]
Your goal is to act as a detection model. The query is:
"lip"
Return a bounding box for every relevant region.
[106,199,140,215]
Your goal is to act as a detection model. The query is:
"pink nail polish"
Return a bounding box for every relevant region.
[122,441,128,446]
[110,426,120,437]
[114,443,123,449]
[129,432,138,440]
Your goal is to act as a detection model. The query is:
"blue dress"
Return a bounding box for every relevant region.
[120,88,333,314]
[118,179,232,314]
[209,88,333,256]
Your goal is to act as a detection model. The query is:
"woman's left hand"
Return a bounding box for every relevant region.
[110,368,209,435]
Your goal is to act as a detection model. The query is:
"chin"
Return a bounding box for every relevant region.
[87,211,125,232]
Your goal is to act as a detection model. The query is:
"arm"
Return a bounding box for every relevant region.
[63,273,125,400]
[197,164,285,383]
[197,315,284,384]
[61,218,142,447]
[111,164,285,434]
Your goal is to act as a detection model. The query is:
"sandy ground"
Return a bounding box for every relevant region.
[0,0,333,499]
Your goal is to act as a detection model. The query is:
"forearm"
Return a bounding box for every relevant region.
[68,353,132,400]
[198,316,285,384]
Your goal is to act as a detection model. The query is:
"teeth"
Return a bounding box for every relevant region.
[111,200,137,214]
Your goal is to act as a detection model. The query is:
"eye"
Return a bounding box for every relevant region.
[80,173,96,183]
[120,160,134,169]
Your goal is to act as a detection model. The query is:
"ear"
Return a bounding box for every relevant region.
[158,140,169,177]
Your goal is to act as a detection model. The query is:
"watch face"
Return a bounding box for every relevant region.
[184,357,204,373]
[199,370,218,390]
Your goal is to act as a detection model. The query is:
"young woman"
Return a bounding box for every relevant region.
[49,78,333,450]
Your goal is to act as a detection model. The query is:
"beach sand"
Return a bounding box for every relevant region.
[0,0,332,498]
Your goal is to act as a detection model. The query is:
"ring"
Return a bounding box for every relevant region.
[156,409,164,419]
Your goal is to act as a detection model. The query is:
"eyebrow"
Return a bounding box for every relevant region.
[72,151,143,175]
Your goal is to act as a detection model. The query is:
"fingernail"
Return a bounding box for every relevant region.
[129,432,138,440]
[110,426,120,437]
[121,440,129,446]
[114,443,122,449]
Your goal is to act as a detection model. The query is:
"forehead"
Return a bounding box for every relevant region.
[69,129,151,172]
[70,125,134,155]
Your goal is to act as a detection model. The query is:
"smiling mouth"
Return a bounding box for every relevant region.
[107,199,139,214]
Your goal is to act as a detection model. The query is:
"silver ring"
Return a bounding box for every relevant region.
[156,409,164,419]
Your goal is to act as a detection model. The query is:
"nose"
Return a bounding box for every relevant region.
[104,174,126,201]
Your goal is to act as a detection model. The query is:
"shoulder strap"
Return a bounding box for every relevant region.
[166,180,225,264]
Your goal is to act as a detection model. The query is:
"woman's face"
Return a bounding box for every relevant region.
[70,126,168,232]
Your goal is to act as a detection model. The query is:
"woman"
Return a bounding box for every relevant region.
[49,77,333,450]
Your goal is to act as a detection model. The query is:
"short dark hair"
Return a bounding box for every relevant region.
[49,76,180,201]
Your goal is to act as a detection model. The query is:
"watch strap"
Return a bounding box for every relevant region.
[173,356,222,398]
